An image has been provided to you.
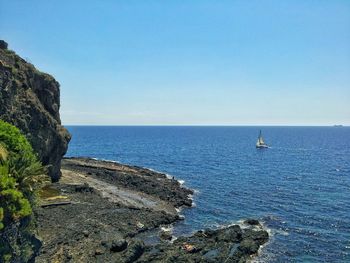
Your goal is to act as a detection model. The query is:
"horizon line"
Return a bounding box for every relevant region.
[62,124,349,127]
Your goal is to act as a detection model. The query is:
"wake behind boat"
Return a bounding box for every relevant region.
[256,130,269,149]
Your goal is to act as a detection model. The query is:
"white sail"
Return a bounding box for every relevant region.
[259,137,264,144]
[256,130,268,148]
[256,139,260,146]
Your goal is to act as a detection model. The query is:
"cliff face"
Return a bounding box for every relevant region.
[0,40,70,181]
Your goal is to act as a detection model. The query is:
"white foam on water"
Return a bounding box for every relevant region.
[247,221,275,263]
[160,225,174,233]
[165,174,172,179]
[169,236,178,243]
[91,157,121,164]
[275,229,289,236]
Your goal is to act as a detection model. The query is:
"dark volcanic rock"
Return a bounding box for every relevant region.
[110,239,128,252]
[62,157,194,208]
[217,225,242,242]
[159,230,172,241]
[139,223,268,262]
[75,183,94,193]
[124,240,145,263]
[244,218,260,226]
[242,229,269,244]
[238,239,259,254]
[0,40,70,181]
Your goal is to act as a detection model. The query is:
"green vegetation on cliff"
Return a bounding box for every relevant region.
[0,120,48,262]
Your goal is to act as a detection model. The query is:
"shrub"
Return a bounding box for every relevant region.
[0,120,47,230]
[0,120,47,195]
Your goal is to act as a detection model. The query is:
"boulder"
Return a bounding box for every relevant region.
[244,219,260,226]
[203,228,216,237]
[242,229,269,245]
[124,240,144,263]
[217,225,242,242]
[238,239,259,254]
[110,239,128,252]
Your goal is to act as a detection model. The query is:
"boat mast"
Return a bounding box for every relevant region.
[258,130,264,145]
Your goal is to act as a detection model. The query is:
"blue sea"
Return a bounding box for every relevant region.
[65,126,350,262]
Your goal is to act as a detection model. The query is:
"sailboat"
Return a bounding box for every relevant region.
[256,130,268,149]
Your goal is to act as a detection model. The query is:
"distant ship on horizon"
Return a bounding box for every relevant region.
[256,130,269,149]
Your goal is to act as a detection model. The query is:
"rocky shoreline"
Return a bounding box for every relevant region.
[34,157,269,262]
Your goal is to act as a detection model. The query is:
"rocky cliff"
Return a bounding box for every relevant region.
[0,40,70,181]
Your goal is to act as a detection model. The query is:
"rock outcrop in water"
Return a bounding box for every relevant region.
[140,223,268,262]
[0,40,70,181]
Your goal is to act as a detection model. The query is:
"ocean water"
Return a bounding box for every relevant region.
[65,126,350,262]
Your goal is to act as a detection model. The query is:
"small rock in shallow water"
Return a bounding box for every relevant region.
[82,230,89,237]
[244,219,260,226]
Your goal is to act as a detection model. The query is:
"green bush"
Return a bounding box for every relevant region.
[0,120,47,194]
[0,120,47,231]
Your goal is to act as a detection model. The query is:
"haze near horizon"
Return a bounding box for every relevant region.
[1,0,349,125]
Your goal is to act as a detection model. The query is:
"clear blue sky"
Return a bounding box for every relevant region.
[1,0,349,125]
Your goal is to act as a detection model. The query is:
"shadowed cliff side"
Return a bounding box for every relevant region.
[0,40,70,181]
